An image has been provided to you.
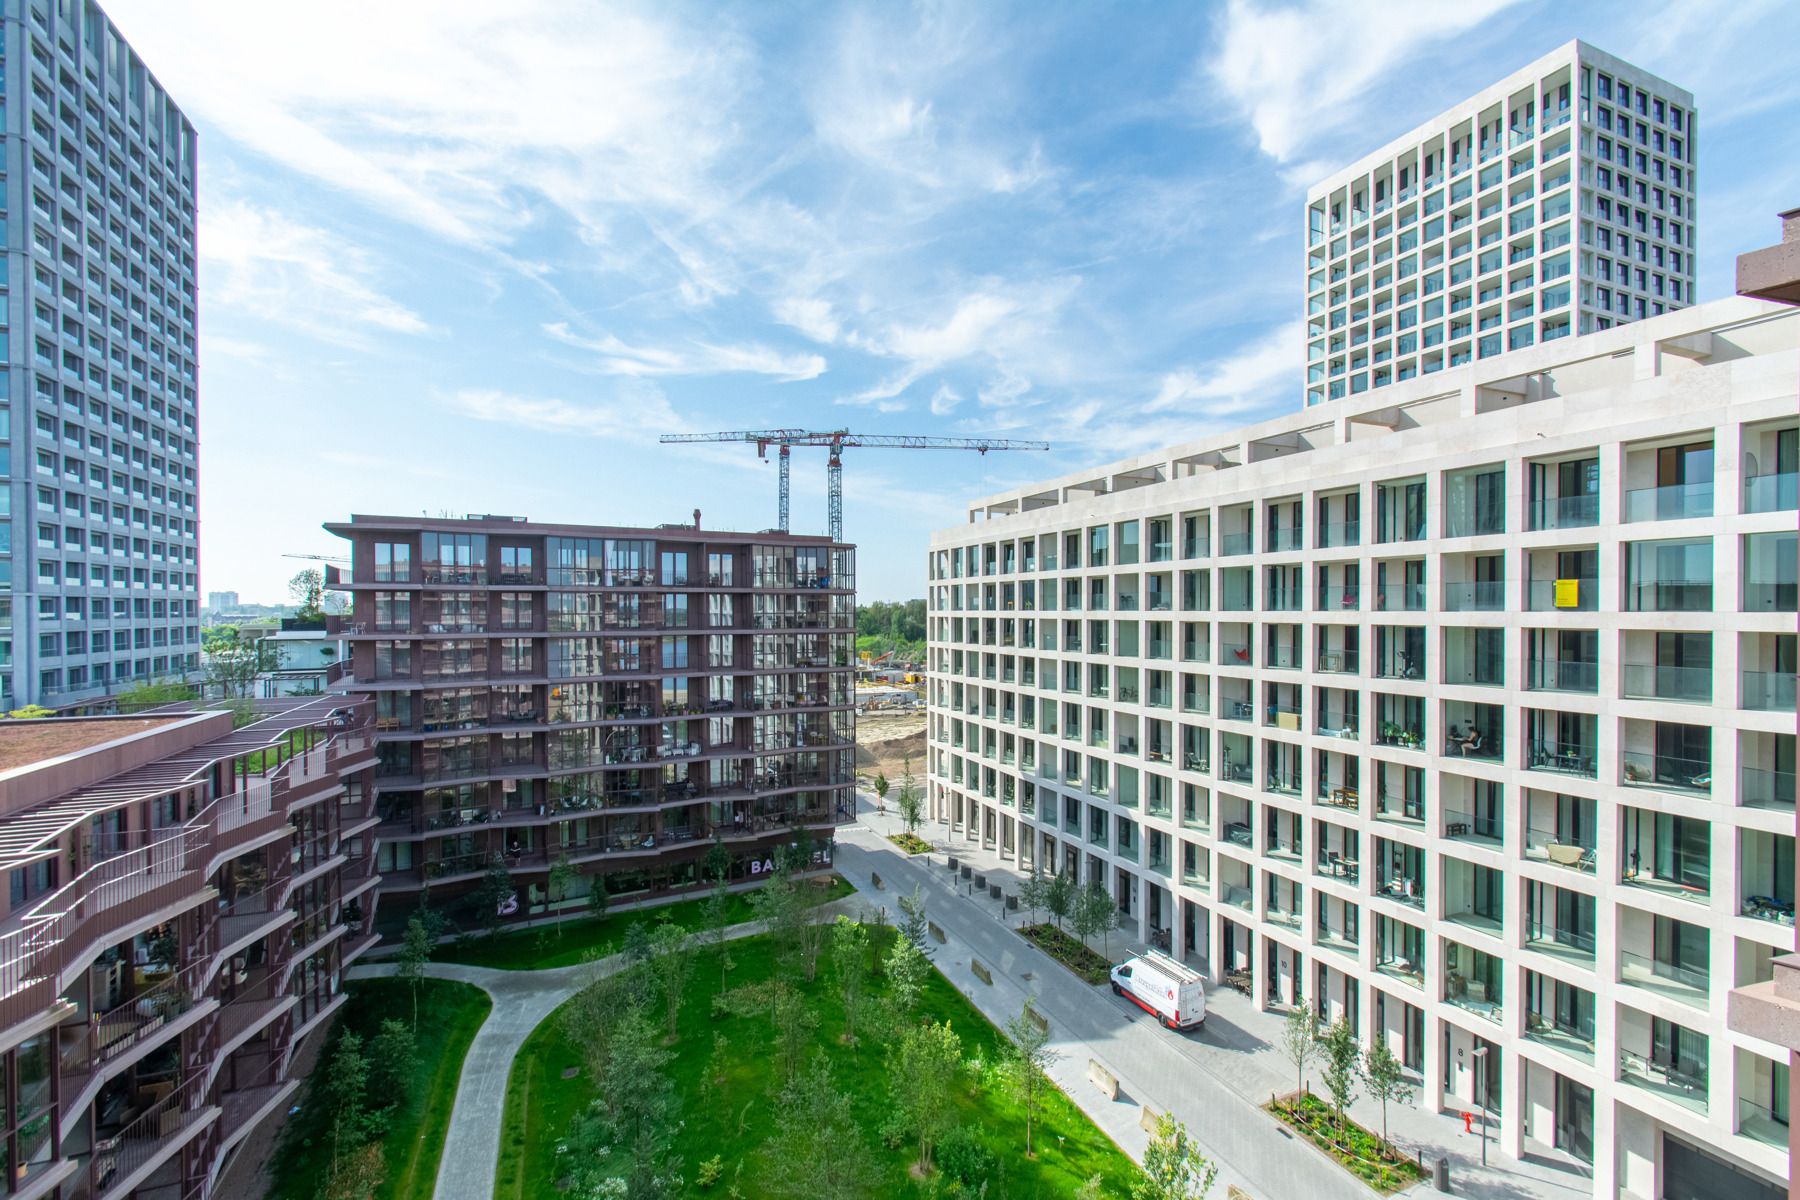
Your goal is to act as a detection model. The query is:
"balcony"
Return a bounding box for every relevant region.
[1525,924,1595,964]
[1737,1098,1790,1148]
[1621,751,1712,795]
[1524,1009,1595,1064]
[1526,577,1597,612]
[1743,670,1797,711]
[1523,823,1595,872]
[1620,950,1709,1008]
[1620,664,1712,704]
[1742,765,1797,811]
[1528,494,1598,531]
[1443,582,1505,612]
[1623,481,1713,523]
[1527,658,1597,694]
[1744,470,1799,514]
[1619,1046,1708,1113]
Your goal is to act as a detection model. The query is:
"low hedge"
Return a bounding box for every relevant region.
[888,832,933,854]
[1267,1092,1426,1193]
[1019,923,1113,985]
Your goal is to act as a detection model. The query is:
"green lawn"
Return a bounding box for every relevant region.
[270,978,491,1200]
[431,873,853,971]
[495,930,1142,1199]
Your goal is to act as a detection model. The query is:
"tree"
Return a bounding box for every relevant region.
[890,1020,964,1174]
[323,1030,370,1175]
[831,916,869,1042]
[1072,882,1115,956]
[894,767,924,836]
[114,678,198,714]
[1003,1000,1058,1157]
[1133,1112,1219,1200]
[649,924,696,1041]
[885,928,929,1022]
[580,1009,683,1200]
[702,882,734,990]
[201,626,280,699]
[395,916,433,1031]
[1321,1018,1361,1131]
[762,1055,876,1200]
[1279,1002,1320,1101]
[477,857,516,938]
[290,568,328,622]
[546,856,579,931]
[588,875,611,920]
[560,969,641,1087]
[366,1018,417,1110]
[872,771,890,812]
[1362,1037,1408,1146]
[897,885,933,958]
[1018,869,1051,927]
[701,838,732,887]
[622,920,654,966]
[1045,870,1076,934]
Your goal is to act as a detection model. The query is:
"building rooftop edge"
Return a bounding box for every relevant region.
[322,514,851,547]
[1305,38,1694,201]
[946,293,1790,519]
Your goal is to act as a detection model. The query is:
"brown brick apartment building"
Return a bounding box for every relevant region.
[0,698,379,1199]
[324,514,856,931]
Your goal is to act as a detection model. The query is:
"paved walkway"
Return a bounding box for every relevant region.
[851,797,1592,1200]
[347,903,860,1200]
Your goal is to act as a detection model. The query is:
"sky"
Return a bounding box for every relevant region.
[105,0,1800,604]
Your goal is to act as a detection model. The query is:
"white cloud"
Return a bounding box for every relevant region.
[840,279,1079,406]
[445,385,686,440]
[1208,0,1521,163]
[202,201,433,346]
[542,323,826,382]
[928,384,963,416]
[1145,319,1303,415]
[774,296,843,344]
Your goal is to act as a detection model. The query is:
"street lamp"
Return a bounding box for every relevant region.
[1470,1045,1491,1166]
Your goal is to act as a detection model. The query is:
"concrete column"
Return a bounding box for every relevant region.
[1499,1048,1526,1160]
[1425,1013,1447,1115]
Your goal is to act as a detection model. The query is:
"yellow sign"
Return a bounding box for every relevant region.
[1553,578,1579,608]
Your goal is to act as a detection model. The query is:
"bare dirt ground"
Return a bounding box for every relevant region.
[855,709,927,785]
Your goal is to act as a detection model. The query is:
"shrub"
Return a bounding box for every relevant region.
[936,1126,999,1188]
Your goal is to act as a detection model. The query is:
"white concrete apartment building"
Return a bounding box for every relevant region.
[0,0,204,708]
[925,295,1797,1200]
[1305,41,1695,407]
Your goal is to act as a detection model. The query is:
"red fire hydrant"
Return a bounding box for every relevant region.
[1462,1111,1474,1134]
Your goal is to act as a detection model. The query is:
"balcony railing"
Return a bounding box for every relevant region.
[1620,949,1709,1003]
[1744,471,1799,514]
[1742,766,1797,811]
[1527,660,1598,693]
[1529,494,1598,530]
[1523,824,1596,872]
[1620,663,1711,703]
[1743,670,1798,711]
[1443,582,1505,611]
[1623,482,1713,523]
[1621,751,1711,794]
[1619,1047,1707,1112]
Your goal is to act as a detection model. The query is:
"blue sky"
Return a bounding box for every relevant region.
[108,0,1800,603]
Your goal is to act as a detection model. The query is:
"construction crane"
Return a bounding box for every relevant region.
[659,428,1050,542]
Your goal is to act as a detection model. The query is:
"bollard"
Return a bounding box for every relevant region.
[1005,893,1019,910]
[1433,1157,1449,1192]
[974,872,987,889]
[947,856,959,872]
[960,865,973,881]
[989,883,1003,900]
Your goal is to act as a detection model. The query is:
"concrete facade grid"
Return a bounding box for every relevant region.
[927,297,1797,1199]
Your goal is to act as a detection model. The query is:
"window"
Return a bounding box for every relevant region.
[374,541,411,583]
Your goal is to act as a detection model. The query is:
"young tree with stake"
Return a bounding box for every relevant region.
[1321,1017,1361,1132]
[831,916,869,1042]
[395,915,432,1032]
[1133,1112,1219,1200]
[1362,1036,1408,1147]
[1003,999,1058,1157]
[1279,1002,1320,1101]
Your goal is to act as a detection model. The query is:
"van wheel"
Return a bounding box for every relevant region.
[1162,1015,1173,1030]
[1110,982,1122,995]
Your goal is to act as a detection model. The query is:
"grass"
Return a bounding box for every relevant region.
[430,873,854,971]
[270,978,491,1200]
[1018,924,1114,986]
[496,930,1142,1199]
[1268,1092,1428,1193]
[889,831,933,854]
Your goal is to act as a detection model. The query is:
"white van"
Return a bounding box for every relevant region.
[1110,950,1206,1030]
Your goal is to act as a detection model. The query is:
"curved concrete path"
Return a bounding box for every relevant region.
[348,902,862,1200]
